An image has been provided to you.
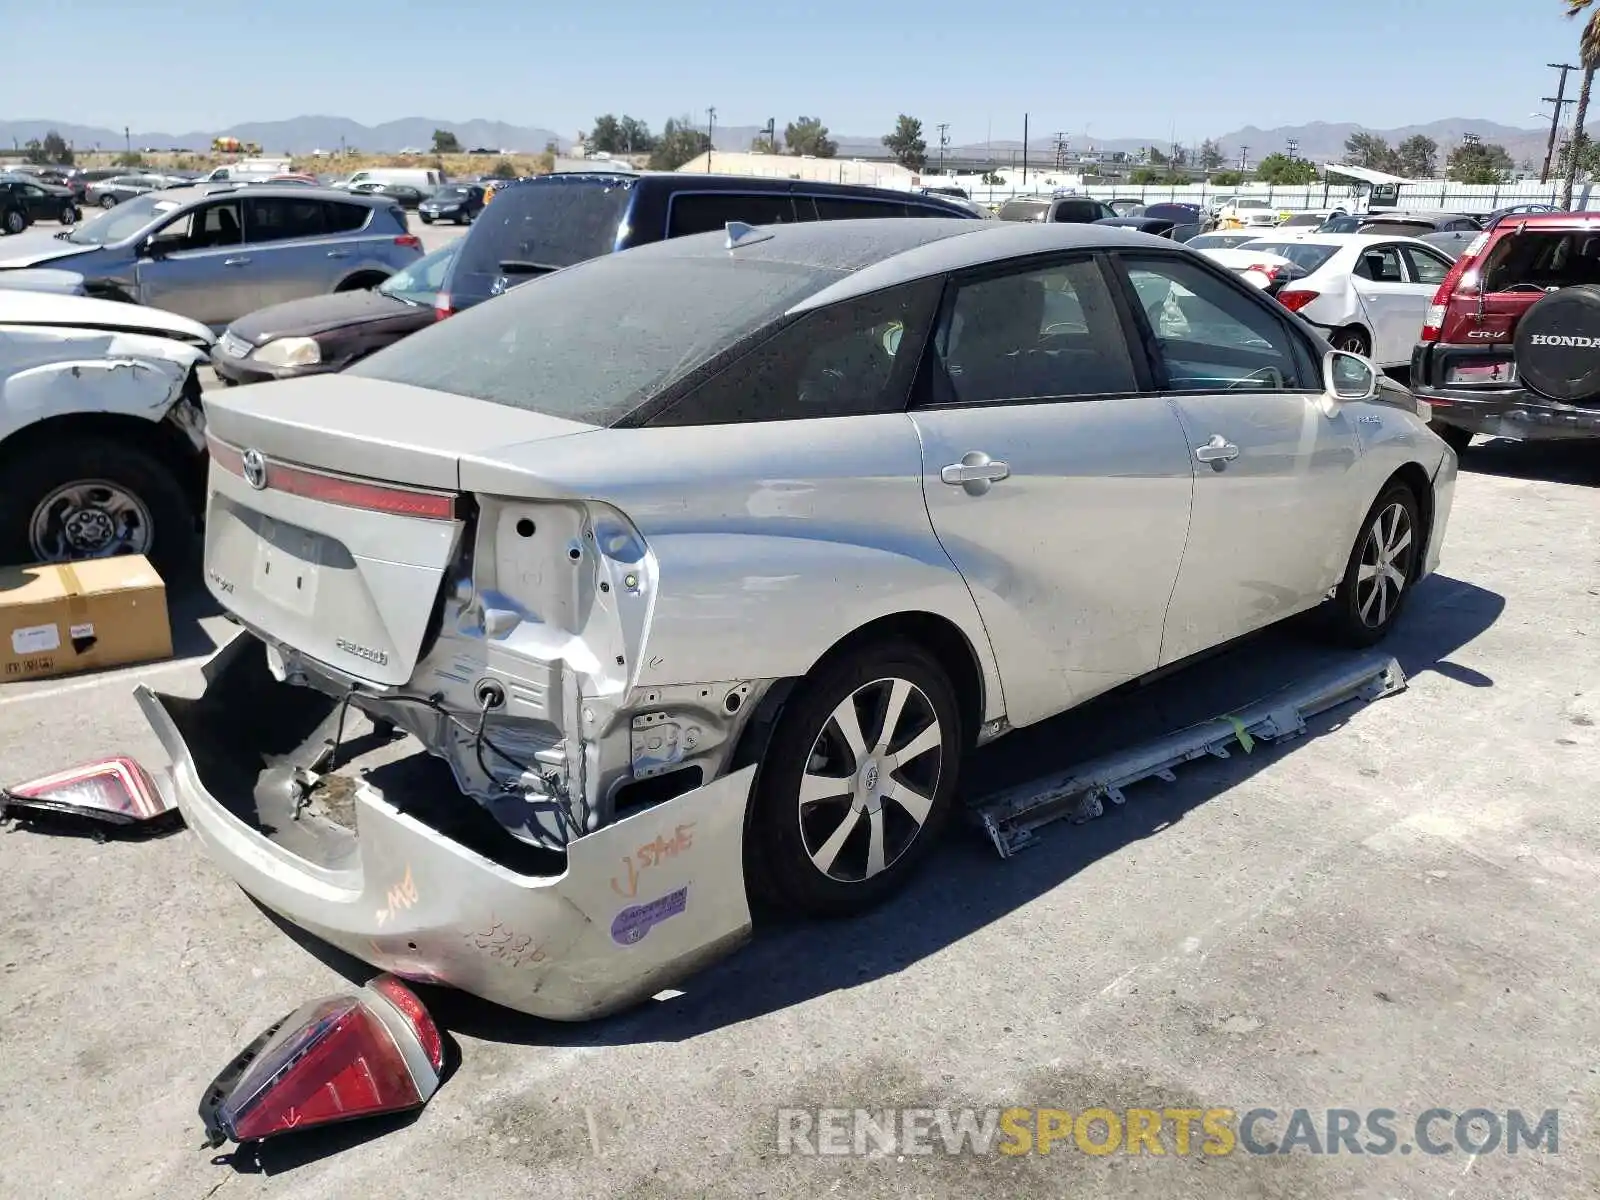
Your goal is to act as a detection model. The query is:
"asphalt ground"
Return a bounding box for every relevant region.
[1,211,1598,1198]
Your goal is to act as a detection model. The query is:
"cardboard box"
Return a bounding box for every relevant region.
[0,556,173,682]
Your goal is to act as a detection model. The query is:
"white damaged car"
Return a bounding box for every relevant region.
[0,291,211,568]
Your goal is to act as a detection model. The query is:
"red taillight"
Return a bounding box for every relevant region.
[208,434,459,520]
[433,291,454,319]
[199,976,443,1146]
[1421,257,1472,343]
[1276,289,1320,313]
[395,234,421,248]
[1,756,175,829]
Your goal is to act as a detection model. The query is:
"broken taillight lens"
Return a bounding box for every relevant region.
[1275,289,1320,313]
[200,975,444,1147]
[0,756,176,830]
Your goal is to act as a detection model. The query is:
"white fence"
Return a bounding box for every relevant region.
[932,172,1600,213]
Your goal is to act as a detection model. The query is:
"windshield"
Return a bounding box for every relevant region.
[451,178,636,302]
[377,243,457,305]
[432,186,472,199]
[66,193,183,245]
[1236,242,1340,273]
[350,252,843,425]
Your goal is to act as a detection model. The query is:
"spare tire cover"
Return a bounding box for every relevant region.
[1513,284,1600,404]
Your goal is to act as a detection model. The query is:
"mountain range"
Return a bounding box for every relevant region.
[0,115,1584,166]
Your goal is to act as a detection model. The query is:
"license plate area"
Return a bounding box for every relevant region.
[252,517,322,616]
[1446,360,1517,385]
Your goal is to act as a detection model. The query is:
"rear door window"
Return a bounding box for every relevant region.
[323,201,370,233]
[1353,245,1405,283]
[1481,230,1600,291]
[1402,246,1452,285]
[244,196,328,244]
[666,192,799,236]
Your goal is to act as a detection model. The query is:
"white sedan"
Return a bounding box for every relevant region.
[1217,234,1457,368]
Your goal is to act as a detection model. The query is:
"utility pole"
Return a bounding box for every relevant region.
[763,117,776,154]
[1542,62,1579,183]
[936,123,950,173]
[1022,113,1029,185]
[1286,137,1300,161]
[705,107,716,172]
[1239,144,1250,172]
[124,126,130,156]
[1054,131,1068,169]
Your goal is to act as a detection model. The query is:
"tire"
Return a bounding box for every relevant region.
[1325,482,1422,647]
[1,208,25,235]
[1331,326,1370,356]
[420,214,434,224]
[100,194,118,208]
[0,436,198,578]
[1431,421,1473,455]
[747,639,963,918]
[454,211,466,225]
[59,204,78,225]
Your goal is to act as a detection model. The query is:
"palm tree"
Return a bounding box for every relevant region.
[1562,1,1600,208]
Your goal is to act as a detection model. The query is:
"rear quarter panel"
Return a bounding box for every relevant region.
[461,415,1007,724]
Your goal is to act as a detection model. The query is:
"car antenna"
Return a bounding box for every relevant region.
[725,221,775,251]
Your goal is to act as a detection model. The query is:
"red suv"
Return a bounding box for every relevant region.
[1410,211,1600,452]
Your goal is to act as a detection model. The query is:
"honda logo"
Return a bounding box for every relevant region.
[241,448,268,490]
[1529,334,1600,347]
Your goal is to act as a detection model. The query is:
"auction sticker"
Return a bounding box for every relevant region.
[611,886,689,946]
[11,624,60,655]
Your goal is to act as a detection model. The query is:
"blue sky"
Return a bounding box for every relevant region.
[3,0,1594,142]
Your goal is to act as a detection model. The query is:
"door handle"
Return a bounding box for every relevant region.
[223,256,251,267]
[1194,434,1240,468]
[326,249,350,258]
[940,451,1010,496]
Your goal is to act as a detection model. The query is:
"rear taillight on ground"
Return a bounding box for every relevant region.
[207,434,460,520]
[0,756,177,833]
[1275,289,1320,313]
[199,974,444,1147]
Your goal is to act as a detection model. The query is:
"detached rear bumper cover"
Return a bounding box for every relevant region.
[1414,384,1600,441]
[135,636,756,1022]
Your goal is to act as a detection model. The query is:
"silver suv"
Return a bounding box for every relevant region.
[0,186,423,329]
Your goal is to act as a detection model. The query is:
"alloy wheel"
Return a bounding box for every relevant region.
[3,211,23,235]
[29,480,154,561]
[796,677,944,884]
[1354,501,1413,628]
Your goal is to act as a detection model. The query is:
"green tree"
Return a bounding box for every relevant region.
[1210,169,1244,186]
[431,129,461,154]
[1445,140,1514,184]
[784,116,837,157]
[1198,138,1224,171]
[588,114,624,153]
[1343,131,1400,173]
[881,114,927,170]
[1395,134,1438,178]
[22,138,46,165]
[35,129,73,165]
[618,116,654,153]
[1563,2,1600,208]
[490,157,519,180]
[1255,153,1318,184]
[648,116,712,170]
[750,135,778,153]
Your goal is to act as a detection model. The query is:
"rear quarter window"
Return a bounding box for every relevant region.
[668,192,799,236]
[1482,229,1600,291]
[324,201,370,233]
[450,179,635,303]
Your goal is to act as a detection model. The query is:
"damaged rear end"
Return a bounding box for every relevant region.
[138,370,764,1017]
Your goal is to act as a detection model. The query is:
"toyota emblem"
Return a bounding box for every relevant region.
[241,448,268,490]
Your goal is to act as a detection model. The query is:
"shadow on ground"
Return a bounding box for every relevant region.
[261,573,1505,1064]
[1460,437,1599,487]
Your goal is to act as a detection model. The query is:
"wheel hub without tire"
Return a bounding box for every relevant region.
[29,480,153,561]
[796,677,944,883]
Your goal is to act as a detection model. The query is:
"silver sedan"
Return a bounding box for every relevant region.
[140,218,1457,1020]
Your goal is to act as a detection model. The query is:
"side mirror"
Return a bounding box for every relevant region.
[1324,350,1377,401]
[139,236,164,261]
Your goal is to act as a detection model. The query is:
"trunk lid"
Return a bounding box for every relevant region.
[202,375,596,687]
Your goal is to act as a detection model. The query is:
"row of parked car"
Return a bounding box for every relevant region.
[1,167,1595,573]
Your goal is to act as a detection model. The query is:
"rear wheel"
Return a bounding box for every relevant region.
[1331,326,1370,356]
[1325,482,1421,647]
[747,640,962,917]
[0,436,197,576]
[2,208,25,235]
[59,204,78,225]
[100,194,118,209]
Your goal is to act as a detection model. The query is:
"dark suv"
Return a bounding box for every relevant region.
[1411,212,1600,450]
[438,173,979,313]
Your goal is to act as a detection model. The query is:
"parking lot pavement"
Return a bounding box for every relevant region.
[1,446,1596,1199]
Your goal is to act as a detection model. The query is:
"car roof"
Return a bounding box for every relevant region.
[492,170,963,208]
[162,183,393,206]
[615,217,1189,310]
